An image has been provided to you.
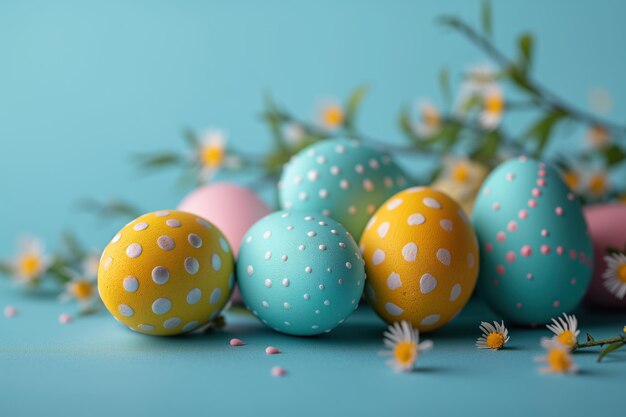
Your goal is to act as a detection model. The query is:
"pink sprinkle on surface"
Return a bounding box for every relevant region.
[230,338,246,347]
[520,245,532,257]
[567,193,575,201]
[505,172,515,181]
[528,199,537,208]
[4,306,18,318]
[496,265,505,276]
[518,210,528,219]
[555,206,564,216]
[527,273,533,280]
[506,251,516,263]
[496,232,506,242]
[265,346,281,355]
[556,246,564,255]
[541,245,551,255]
[271,366,287,377]
[541,229,549,237]
[507,221,518,232]
[569,249,577,260]
[492,202,501,211]
[537,178,546,187]
[553,300,561,308]
[485,243,493,253]
[59,313,72,324]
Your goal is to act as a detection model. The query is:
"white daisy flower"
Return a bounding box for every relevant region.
[81,252,101,279]
[602,253,626,299]
[479,84,504,130]
[197,129,241,181]
[546,313,580,349]
[283,123,305,146]
[58,267,99,312]
[9,236,51,285]
[317,101,344,131]
[413,100,441,137]
[535,338,578,374]
[380,321,433,372]
[476,320,510,350]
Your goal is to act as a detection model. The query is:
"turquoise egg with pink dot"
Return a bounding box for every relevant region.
[472,157,593,325]
[278,139,409,241]
[237,210,366,336]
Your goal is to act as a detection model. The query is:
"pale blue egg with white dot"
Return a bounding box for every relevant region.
[237,210,366,336]
[278,138,409,241]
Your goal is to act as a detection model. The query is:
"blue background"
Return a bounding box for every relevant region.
[0,1,624,416]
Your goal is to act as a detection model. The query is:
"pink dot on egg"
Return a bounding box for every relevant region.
[516,303,523,309]
[492,279,500,286]
[230,338,246,347]
[59,313,72,324]
[541,245,551,255]
[506,251,516,263]
[528,199,537,208]
[485,243,493,253]
[496,265,505,276]
[507,221,518,232]
[567,193,575,201]
[532,188,542,197]
[537,178,546,187]
[505,172,515,181]
[484,187,491,196]
[496,232,506,242]
[271,366,287,377]
[4,306,18,318]
[553,300,561,308]
[569,249,577,260]
[541,229,549,237]
[520,245,532,257]
[556,246,564,255]
[519,155,527,162]
[518,210,528,220]
[527,273,533,280]
[265,346,281,355]
[579,252,586,262]
[570,277,577,285]
[492,202,501,211]
[538,169,546,177]
[555,207,564,216]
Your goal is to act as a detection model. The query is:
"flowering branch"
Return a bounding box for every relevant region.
[573,330,626,362]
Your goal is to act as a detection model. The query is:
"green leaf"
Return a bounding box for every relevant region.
[523,111,566,158]
[60,231,85,260]
[182,128,200,149]
[438,68,452,107]
[481,0,492,37]
[517,33,534,74]
[598,341,625,362]
[471,130,501,164]
[344,85,369,131]
[398,108,418,142]
[135,153,184,169]
[604,144,626,166]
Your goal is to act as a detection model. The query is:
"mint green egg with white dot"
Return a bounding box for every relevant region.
[278,139,410,241]
[237,210,366,336]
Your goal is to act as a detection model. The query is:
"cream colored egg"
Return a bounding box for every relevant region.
[360,187,479,331]
[98,210,234,336]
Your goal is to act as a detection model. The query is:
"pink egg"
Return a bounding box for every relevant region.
[178,183,272,303]
[584,204,626,309]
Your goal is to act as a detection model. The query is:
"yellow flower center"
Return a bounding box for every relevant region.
[393,341,417,366]
[200,144,224,168]
[556,330,576,347]
[452,163,470,184]
[486,332,505,349]
[616,264,626,284]
[484,92,504,114]
[588,125,610,147]
[546,348,572,373]
[563,171,580,190]
[70,281,94,300]
[422,106,440,128]
[588,172,608,195]
[321,105,344,128]
[18,254,42,279]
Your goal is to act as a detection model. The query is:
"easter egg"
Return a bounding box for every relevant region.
[278,139,409,240]
[360,187,479,332]
[237,210,366,336]
[584,204,626,308]
[98,210,234,335]
[472,157,593,325]
[178,182,272,256]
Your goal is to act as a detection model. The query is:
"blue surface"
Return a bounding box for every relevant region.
[1,279,624,417]
[1,1,625,416]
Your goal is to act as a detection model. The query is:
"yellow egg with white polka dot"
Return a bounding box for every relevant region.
[360,187,479,331]
[98,210,234,336]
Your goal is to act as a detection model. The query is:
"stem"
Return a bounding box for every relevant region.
[443,17,626,134]
[573,334,626,350]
